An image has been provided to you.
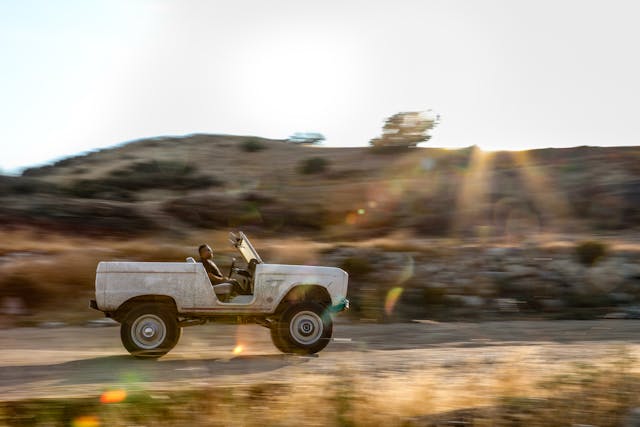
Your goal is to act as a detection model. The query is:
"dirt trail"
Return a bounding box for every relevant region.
[1,320,639,401]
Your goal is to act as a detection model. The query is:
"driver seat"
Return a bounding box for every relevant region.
[213,283,234,301]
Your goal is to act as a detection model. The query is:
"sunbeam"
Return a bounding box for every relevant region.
[509,150,571,232]
[452,146,493,236]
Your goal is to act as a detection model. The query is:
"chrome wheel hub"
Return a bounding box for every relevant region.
[290,311,323,345]
[131,314,166,349]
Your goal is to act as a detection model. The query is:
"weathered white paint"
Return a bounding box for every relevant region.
[95,260,348,316]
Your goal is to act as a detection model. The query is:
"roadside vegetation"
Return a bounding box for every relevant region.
[2,355,639,426]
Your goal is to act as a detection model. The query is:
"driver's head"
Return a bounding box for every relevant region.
[198,244,213,260]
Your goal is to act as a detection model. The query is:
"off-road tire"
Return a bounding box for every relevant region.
[274,302,333,354]
[270,325,293,353]
[120,303,181,359]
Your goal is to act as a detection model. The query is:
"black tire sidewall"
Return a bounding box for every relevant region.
[120,303,181,358]
[270,325,292,353]
[278,302,333,354]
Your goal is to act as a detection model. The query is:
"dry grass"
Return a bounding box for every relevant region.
[1,354,639,426]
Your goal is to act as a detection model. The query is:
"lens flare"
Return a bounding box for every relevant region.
[100,389,127,404]
[385,287,404,316]
[72,416,100,427]
[397,256,414,284]
[233,344,244,354]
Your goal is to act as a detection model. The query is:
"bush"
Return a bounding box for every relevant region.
[339,256,373,279]
[299,157,329,174]
[0,176,59,195]
[241,138,267,152]
[575,240,608,266]
[0,198,157,236]
[0,273,50,309]
[65,161,222,199]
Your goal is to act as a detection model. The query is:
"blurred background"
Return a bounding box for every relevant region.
[2,1,640,426]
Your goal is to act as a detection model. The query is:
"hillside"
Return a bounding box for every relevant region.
[2,135,640,326]
[1,134,639,239]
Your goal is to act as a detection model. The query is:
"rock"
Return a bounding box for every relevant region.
[448,295,484,307]
[486,247,509,258]
[482,271,510,281]
[622,263,640,280]
[495,298,520,312]
[603,312,628,319]
[621,306,640,319]
[622,407,640,427]
[0,297,28,315]
[539,298,565,311]
[586,259,624,292]
[504,264,537,279]
[548,259,584,278]
[609,292,635,304]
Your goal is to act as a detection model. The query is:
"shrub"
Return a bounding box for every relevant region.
[241,138,267,152]
[339,256,373,279]
[299,157,329,174]
[0,273,49,309]
[0,176,59,195]
[65,161,222,199]
[575,240,608,266]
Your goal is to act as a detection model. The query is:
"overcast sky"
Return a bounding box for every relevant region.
[1,0,639,173]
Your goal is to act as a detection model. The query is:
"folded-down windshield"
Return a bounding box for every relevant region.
[230,231,263,264]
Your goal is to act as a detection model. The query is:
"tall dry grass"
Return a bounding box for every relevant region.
[1,355,639,426]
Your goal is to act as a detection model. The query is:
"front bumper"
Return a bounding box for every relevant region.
[330,298,349,313]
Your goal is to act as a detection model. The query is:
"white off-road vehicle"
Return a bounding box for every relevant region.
[91,232,349,358]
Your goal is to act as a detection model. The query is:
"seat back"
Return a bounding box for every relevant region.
[185,257,196,263]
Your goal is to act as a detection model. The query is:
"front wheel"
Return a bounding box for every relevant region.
[120,303,182,359]
[272,302,333,354]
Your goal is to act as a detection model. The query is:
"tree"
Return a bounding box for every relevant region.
[370,111,439,148]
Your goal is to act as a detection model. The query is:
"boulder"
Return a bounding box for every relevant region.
[447,295,485,307]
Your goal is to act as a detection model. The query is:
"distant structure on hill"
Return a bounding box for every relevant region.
[287,132,325,145]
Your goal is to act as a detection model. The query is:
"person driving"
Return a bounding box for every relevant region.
[198,244,243,298]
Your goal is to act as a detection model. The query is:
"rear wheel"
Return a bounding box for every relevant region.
[272,302,333,354]
[120,303,181,359]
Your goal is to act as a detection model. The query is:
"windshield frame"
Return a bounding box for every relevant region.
[231,231,263,264]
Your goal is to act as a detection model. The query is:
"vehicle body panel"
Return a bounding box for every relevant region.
[95,260,349,316]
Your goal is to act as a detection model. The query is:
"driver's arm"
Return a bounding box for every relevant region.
[203,260,225,282]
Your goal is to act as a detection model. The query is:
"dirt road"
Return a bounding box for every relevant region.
[2,320,640,402]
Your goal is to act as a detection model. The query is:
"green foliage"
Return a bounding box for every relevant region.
[299,157,329,174]
[241,138,267,152]
[370,111,439,148]
[575,240,608,266]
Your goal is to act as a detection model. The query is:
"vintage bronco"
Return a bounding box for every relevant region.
[90,232,349,358]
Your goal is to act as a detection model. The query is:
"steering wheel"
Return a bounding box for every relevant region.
[228,258,236,278]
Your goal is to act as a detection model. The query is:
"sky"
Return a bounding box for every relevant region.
[1,0,639,173]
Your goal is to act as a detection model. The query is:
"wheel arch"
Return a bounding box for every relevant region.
[112,295,178,322]
[274,284,331,315]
